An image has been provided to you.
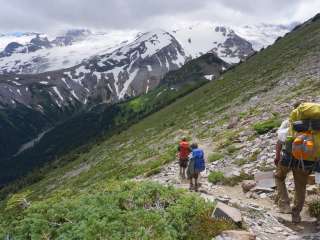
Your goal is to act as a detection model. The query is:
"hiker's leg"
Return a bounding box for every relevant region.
[182,167,186,179]
[194,173,199,191]
[189,177,194,190]
[179,158,182,176]
[274,165,291,212]
[292,168,309,220]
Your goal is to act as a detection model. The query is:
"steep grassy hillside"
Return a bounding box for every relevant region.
[1,14,320,239]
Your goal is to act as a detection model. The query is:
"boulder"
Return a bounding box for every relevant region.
[308,174,316,185]
[254,171,276,189]
[216,230,256,240]
[241,180,256,193]
[212,202,242,224]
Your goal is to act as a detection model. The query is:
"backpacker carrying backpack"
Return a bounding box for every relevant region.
[290,103,320,161]
[179,141,190,159]
[192,149,205,172]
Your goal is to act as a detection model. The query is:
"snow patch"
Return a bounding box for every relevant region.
[71,90,80,100]
[119,69,139,99]
[61,77,71,88]
[11,80,22,86]
[52,86,64,101]
[204,74,214,80]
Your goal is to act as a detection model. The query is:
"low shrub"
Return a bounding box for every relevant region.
[222,172,254,186]
[233,158,249,166]
[308,196,320,220]
[0,181,235,240]
[253,118,281,134]
[226,145,239,155]
[208,152,224,162]
[208,171,225,184]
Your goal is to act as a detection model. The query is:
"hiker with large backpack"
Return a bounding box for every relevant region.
[187,143,206,191]
[177,137,191,179]
[275,102,320,223]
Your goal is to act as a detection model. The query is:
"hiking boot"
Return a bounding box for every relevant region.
[278,205,292,214]
[292,212,302,224]
[189,184,194,191]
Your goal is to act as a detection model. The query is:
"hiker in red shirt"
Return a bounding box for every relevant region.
[177,137,191,179]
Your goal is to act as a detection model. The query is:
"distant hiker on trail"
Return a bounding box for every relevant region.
[187,143,205,192]
[177,137,191,179]
[275,102,320,223]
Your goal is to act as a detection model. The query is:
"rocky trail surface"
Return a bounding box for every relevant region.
[139,152,320,240]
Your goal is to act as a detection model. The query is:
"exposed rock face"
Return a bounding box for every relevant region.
[212,201,243,224]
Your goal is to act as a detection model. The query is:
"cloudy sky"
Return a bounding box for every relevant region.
[0,0,319,33]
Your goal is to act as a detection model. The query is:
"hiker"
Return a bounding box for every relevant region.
[275,102,320,223]
[177,137,191,179]
[187,143,205,191]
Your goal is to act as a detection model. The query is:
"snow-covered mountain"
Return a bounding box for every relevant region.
[234,23,298,50]
[172,23,254,63]
[0,32,41,51]
[0,29,186,110]
[0,29,139,74]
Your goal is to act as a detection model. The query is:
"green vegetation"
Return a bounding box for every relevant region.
[208,171,225,184]
[221,172,254,187]
[0,181,234,239]
[253,118,281,134]
[308,197,320,220]
[1,13,320,239]
[208,171,253,186]
[233,158,249,166]
[226,145,240,155]
[208,152,224,162]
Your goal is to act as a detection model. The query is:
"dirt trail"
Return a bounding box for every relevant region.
[140,157,320,240]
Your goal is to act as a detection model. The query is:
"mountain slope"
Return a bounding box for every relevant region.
[0,52,227,184]
[0,29,187,159]
[1,13,320,239]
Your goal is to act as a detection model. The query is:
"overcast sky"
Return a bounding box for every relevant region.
[0,0,319,33]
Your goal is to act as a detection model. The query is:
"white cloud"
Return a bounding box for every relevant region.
[0,0,318,33]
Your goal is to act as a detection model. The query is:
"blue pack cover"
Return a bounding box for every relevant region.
[192,148,205,172]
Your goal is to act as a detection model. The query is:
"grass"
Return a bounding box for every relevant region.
[253,118,281,134]
[208,171,225,184]
[226,145,240,155]
[221,172,254,187]
[208,171,253,186]
[308,196,320,220]
[233,158,249,166]
[208,152,224,162]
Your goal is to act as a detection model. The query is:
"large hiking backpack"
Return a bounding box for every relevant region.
[192,149,205,172]
[179,141,190,159]
[290,103,320,161]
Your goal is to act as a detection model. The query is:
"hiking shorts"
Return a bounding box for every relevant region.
[179,158,188,168]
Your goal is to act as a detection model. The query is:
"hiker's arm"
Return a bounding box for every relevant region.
[275,140,282,166]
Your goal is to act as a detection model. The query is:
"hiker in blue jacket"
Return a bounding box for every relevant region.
[187,143,206,191]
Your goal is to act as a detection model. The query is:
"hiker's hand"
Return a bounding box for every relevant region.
[274,157,280,166]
